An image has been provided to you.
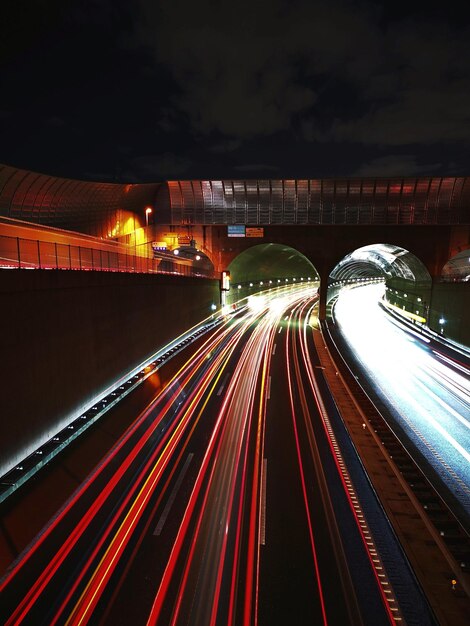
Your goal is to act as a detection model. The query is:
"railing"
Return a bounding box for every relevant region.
[0,234,213,278]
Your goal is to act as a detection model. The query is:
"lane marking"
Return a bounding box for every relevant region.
[153,453,194,536]
[260,459,267,546]
[272,343,277,355]
[267,376,272,400]
[217,372,230,397]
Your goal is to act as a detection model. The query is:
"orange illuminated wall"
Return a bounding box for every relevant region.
[0,164,161,238]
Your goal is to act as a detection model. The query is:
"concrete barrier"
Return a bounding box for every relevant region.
[0,270,220,476]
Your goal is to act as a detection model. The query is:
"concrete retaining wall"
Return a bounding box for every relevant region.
[429,282,470,346]
[0,270,220,476]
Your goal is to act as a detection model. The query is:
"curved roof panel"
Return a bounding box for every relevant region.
[1,165,469,236]
[165,178,470,225]
[329,244,432,283]
[0,164,161,237]
[441,249,470,282]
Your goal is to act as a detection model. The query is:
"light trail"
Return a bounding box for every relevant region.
[2,305,257,624]
[1,281,404,626]
[63,313,259,625]
[285,303,329,626]
[295,298,400,624]
[147,285,315,625]
[334,284,470,515]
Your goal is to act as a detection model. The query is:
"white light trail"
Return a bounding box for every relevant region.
[334,284,470,513]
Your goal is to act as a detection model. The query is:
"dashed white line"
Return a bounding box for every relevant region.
[153,453,194,536]
[217,373,230,396]
[260,458,267,546]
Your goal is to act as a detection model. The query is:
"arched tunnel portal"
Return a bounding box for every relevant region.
[206,224,468,278]
[327,244,432,322]
[204,223,468,320]
[225,243,319,305]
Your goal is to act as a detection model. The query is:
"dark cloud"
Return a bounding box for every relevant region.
[124,153,193,180]
[209,139,243,154]
[0,0,468,179]
[45,116,66,128]
[134,0,373,138]
[134,0,470,149]
[234,163,280,173]
[353,155,443,177]
[331,20,470,146]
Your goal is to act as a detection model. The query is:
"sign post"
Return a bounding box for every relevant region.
[220,270,230,306]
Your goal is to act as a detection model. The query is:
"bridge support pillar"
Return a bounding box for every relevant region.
[318,265,329,321]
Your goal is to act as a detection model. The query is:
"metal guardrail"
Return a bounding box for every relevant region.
[0,316,223,503]
[321,319,470,579]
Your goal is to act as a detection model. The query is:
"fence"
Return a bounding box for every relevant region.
[0,234,212,278]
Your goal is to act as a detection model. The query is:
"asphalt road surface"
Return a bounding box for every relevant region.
[1,284,431,625]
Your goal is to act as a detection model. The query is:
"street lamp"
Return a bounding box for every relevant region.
[145,206,153,227]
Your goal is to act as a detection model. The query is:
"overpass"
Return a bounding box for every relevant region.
[0,163,469,477]
[2,162,469,325]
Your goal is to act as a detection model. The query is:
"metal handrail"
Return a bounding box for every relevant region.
[0,234,214,278]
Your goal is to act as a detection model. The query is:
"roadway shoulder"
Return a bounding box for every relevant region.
[312,327,470,626]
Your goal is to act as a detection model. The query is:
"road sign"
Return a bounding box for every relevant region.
[228,225,246,237]
[246,227,264,238]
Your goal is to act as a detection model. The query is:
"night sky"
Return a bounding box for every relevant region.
[1,0,469,182]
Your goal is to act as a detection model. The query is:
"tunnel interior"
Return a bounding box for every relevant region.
[327,243,432,321]
[226,243,319,303]
[441,248,470,282]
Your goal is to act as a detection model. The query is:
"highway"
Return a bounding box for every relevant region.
[333,283,470,522]
[0,216,208,276]
[0,284,426,625]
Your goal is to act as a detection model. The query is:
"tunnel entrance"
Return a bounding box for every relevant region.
[226,243,319,304]
[327,243,432,323]
[441,249,470,282]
